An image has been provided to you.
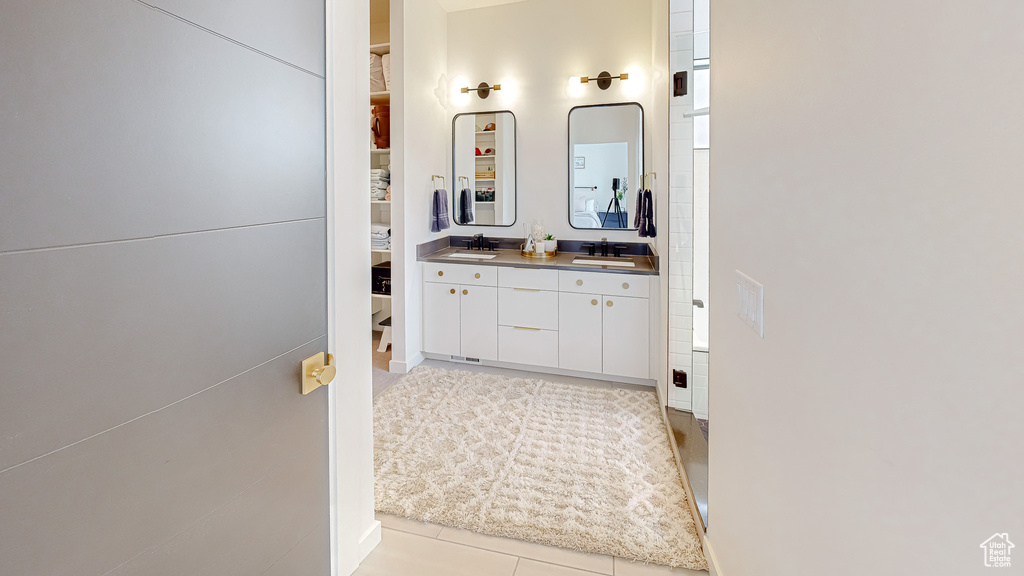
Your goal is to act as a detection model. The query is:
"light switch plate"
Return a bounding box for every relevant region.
[735,270,764,337]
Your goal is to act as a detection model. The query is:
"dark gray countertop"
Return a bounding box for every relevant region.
[417,244,660,276]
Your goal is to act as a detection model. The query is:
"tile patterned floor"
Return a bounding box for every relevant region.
[355,514,708,576]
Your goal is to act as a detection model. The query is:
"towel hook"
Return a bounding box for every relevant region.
[643,172,657,190]
[431,174,445,190]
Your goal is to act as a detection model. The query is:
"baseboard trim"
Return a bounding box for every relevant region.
[704,535,723,576]
[389,353,423,374]
[420,353,657,387]
[357,520,382,563]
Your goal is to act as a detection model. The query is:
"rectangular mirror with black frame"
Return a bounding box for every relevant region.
[568,102,644,230]
[452,110,517,226]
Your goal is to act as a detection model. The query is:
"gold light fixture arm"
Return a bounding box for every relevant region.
[580,71,629,90]
[461,82,502,99]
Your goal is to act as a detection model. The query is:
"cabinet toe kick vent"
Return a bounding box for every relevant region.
[451,356,482,364]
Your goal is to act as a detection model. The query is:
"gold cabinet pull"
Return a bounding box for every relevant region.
[475,272,481,279]
[513,326,541,331]
[438,271,444,276]
[622,282,629,289]
[450,288,456,294]
[463,289,468,295]
[591,299,598,306]
[576,279,583,286]
[607,300,614,307]
[513,287,540,292]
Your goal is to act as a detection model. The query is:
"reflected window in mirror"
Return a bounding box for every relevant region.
[452,111,517,226]
[568,103,644,230]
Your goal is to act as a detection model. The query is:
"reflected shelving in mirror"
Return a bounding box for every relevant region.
[452,110,517,227]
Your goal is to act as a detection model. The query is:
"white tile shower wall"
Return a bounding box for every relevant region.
[692,350,708,418]
[667,0,694,411]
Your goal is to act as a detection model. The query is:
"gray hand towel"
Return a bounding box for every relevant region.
[431,189,450,233]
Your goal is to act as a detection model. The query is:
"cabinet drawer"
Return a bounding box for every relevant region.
[498,288,558,330]
[559,270,650,298]
[498,267,559,290]
[498,326,558,368]
[424,263,497,286]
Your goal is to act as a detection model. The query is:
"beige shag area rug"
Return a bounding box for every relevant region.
[373,367,708,570]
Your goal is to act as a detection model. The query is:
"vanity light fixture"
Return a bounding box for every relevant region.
[580,71,628,90]
[461,82,502,99]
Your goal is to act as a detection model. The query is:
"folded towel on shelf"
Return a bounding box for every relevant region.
[381,53,391,92]
[431,189,450,233]
[370,54,386,93]
[458,188,474,224]
[371,223,391,236]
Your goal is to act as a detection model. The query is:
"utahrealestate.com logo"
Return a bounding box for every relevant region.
[980,533,1014,568]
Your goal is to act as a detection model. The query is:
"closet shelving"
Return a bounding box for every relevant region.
[369,33,391,336]
[469,113,503,224]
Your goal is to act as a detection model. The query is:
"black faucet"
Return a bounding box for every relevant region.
[613,245,628,258]
[474,233,485,251]
[600,238,609,257]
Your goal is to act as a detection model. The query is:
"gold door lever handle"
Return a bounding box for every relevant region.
[301,352,336,395]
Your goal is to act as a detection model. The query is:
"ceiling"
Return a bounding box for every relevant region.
[435,0,529,13]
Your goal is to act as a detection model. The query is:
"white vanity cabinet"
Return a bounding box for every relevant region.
[601,295,650,379]
[558,292,603,372]
[558,271,650,379]
[497,267,560,368]
[422,262,654,382]
[422,263,498,360]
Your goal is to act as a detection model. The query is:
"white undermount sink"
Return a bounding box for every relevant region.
[570,257,636,268]
[446,252,499,259]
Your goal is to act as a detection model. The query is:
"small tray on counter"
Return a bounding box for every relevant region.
[520,244,557,259]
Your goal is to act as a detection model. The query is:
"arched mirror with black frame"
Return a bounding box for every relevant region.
[451,110,517,226]
[567,102,644,230]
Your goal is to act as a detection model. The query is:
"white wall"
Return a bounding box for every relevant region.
[573,142,629,212]
[708,2,1024,575]
[446,0,654,241]
[390,0,449,372]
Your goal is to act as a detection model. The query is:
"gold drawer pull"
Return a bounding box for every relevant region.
[622,282,629,289]
[463,289,468,295]
[513,287,540,292]
[591,299,598,306]
[513,326,541,331]
[576,279,583,286]
[475,273,481,279]
[607,300,614,307]
[450,289,456,294]
[438,271,444,276]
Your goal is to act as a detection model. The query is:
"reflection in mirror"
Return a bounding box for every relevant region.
[568,103,643,230]
[452,111,517,226]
